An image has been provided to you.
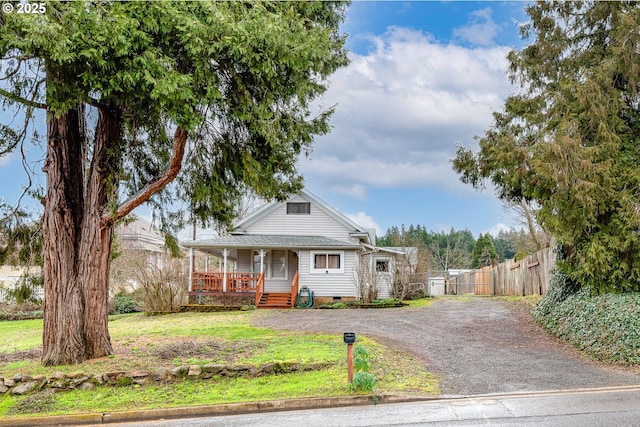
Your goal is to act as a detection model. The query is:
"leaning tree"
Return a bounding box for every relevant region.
[0,1,348,365]
[453,1,640,293]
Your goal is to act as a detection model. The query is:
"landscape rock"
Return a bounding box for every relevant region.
[187,365,202,377]
[0,384,8,394]
[73,376,90,386]
[202,363,224,374]
[104,371,126,382]
[11,381,37,395]
[66,371,85,379]
[127,370,150,378]
[51,372,66,380]
[13,373,23,382]
[4,378,15,387]
[151,368,168,381]
[169,366,188,377]
[77,382,95,391]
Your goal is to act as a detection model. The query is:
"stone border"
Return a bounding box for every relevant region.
[0,361,331,396]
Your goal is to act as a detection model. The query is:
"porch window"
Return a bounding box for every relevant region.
[269,250,287,279]
[286,202,310,214]
[311,251,344,274]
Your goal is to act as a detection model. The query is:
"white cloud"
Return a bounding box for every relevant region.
[483,222,512,237]
[453,7,501,46]
[302,26,514,199]
[345,211,382,235]
[0,152,14,167]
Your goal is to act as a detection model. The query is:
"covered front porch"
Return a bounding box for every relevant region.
[185,239,301,308]
[189,270,298,308]
[182,234,360,308]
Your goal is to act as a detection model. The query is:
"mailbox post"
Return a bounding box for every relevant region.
[343,332,356,383]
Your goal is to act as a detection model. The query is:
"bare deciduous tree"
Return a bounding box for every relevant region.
[503,200,551,256]
[354,254,379,303]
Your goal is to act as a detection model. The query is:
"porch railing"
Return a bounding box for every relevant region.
[192,272,260,293]
[290,270,299,308]
[255,271,265,306]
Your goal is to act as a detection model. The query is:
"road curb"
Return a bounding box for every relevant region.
[3,386,640,426]
[0,393,436,426]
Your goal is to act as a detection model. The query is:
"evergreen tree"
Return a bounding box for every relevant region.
[0,1,348,364]
[471,233,498,268]
[453,2,640,292]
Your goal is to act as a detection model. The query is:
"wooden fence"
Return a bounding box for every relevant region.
[492,246,556,296]
[448,266,493,295]
[441,246,555,296]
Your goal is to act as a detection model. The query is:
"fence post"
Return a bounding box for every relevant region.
[491,268,495,296]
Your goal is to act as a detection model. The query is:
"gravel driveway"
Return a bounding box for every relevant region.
[252,298,640,396]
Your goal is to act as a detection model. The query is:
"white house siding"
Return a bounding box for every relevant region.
[263,250,298,293]
[374,256,393,299]
[242,195,358,244]
[297,249,358,298]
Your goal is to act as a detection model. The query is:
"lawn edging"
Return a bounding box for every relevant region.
[0,361,331,397]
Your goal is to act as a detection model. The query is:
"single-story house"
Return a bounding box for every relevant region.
[182,189,413,308]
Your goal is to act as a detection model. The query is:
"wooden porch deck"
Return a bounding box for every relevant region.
[191,272,259,293]
[190,271,298,309]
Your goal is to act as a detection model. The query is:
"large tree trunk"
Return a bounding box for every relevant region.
[42,104,122,365]
[42,106,87,365]
[78,106,122,358]
[41,95,184,365]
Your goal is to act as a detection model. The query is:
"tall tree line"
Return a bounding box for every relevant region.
[376,225,540,271]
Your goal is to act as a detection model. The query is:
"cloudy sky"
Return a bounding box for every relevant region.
[0,1,531,239]
[299,1,531,237]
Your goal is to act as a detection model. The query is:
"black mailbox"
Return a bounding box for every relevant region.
[343,332,356,344]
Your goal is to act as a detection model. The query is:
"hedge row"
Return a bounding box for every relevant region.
[533,271,640,365]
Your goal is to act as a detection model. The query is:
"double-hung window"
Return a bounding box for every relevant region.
[310,251,344,274]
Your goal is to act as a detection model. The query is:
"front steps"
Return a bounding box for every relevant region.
[258,292,292,309]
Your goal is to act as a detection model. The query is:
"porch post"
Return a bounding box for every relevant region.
[188,248,193,292]
[259,249,266,274]
[222,248,229,292]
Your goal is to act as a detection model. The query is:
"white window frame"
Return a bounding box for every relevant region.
[310,250,345,274]
[268,249,288,280]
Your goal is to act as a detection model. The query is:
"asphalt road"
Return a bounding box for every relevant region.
[107,386,640,427]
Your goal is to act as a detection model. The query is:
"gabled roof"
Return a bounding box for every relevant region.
[117,215,166,253]
[231,189,372,243]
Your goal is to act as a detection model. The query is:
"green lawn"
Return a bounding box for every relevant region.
[0,309,438,418]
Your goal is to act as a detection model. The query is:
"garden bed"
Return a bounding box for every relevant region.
[316,299,408,309]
